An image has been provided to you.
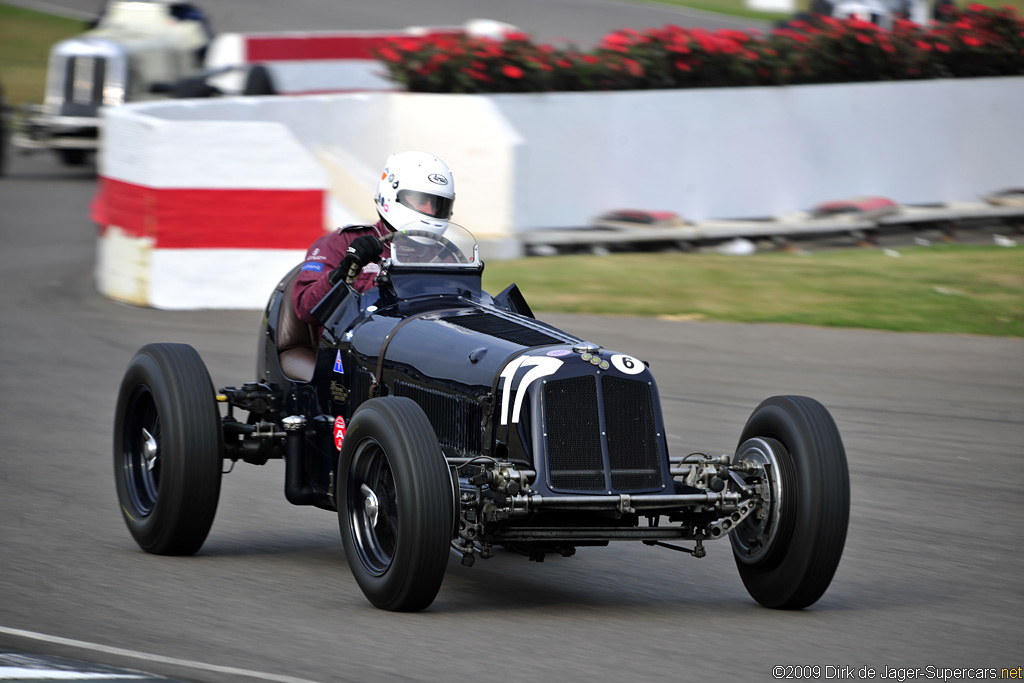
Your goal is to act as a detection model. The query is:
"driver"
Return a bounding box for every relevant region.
[292,150,456,323]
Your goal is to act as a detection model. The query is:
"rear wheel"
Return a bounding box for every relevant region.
[338,397,452,611]
[56,148,88,166]
[114,343,222,555]
[730,395,849,609]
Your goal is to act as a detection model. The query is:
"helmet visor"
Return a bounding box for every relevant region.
[396,190,453,220]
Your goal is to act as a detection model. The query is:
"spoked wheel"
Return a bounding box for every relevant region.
[729,395,849,609]
[114,343,223,555]
[339,397,453,611]
[348,440,399,576]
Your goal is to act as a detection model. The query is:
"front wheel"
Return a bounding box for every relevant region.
[113,343,223,555]
[729,395,849,609]
[338,397,453,611]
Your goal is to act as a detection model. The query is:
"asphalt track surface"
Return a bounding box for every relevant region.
[2,2,1023,680]
[3,148,1024,682]
[7,0,768,44]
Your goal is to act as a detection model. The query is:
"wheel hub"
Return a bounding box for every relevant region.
[732,437,784,565]
[361,483,381,528]
[142,427,158,471]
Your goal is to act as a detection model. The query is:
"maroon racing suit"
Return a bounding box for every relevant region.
[292,221,392,324]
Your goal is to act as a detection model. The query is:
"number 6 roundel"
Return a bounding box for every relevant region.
[611,354,644,375]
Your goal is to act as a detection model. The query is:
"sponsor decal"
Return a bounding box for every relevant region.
[589,356,601,366]
[388,173,395,182]
[334,350,344,374]
[611,354,644,375]
[301,262,324,272]
[428,173,449,185]
[546,349,572,357]
[581,353,592,361]
[329,380,349,403]
[499,355,563,425]
[599,360,610,370]
[334,416,347,451]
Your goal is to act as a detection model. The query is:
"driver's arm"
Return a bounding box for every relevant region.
[292,233,383,324]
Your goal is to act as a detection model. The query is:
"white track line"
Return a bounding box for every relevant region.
[0,627,322,683]
[0,667,146,679]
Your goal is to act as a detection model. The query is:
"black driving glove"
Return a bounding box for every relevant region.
[329,235,383,285]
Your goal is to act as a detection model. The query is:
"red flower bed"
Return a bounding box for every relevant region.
[376,5,1024,92]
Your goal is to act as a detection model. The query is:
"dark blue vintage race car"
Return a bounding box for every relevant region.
[114,224,850,612]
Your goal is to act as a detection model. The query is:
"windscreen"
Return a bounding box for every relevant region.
[390,222,480,268]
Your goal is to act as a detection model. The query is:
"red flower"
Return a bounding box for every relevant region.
[916,40,933,51]
[674,60,692,71]
[935,42,951,52]
[502,64,524,78]
[582,55,599,65]
[856,34,873,44]
[962,35,985,46]
[624,58,644,76]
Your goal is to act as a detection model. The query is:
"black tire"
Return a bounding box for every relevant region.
[56,148,88,167]
[729,395,849,609]
[114,343,222,555]
[243,65,277,96]
[338,397,453,611]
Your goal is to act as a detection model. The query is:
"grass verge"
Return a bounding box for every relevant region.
[0,3,84,106]
[482,245,1024,337]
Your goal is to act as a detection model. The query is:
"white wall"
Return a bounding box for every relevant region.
[494,77,1024,227]
[100,75,1024,235]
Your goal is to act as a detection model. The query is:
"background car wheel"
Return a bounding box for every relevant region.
[56,148,88,167]
[114,343,222,555]
[243,65,276,96]
[729,395,849,609]
[338,397,453,611]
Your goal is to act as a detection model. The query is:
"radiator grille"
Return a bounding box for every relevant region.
[602,376,663,491]
[393,381,483,456]
[348,365,375,411]
[441,312,564,347]
[544,376,605,491]
[62,56,106,113]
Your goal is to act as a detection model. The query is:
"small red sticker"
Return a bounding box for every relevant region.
[334,416,347,451]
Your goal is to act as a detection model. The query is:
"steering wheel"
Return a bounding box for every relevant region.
[396,230,471,264]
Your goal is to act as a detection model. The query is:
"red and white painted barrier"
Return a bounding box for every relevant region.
[93,110,328,309]
[204,20,517,96]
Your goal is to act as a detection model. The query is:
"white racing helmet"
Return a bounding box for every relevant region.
[374,151,455,234]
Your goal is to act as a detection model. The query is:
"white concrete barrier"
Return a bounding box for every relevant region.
[93,103,328,309]
[93,76,1024,308]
